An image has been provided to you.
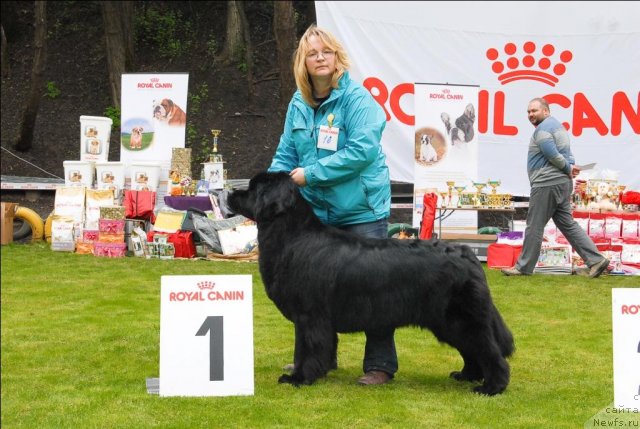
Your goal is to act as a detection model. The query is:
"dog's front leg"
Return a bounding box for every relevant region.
[278,317,333,386]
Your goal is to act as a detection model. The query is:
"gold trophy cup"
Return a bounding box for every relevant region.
[210,129,222,162]
[473,182,486,207]
[455,186,466,207]
[488,179,501,194]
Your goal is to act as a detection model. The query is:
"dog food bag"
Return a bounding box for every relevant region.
[51,215,76,252]
[54,186,86,225]
[85,189,115,231]
[80,115,112,162]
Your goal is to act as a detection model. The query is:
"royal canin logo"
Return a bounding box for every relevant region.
[150,77,160,83]
[486,42,573,86]
[197,281,215,290]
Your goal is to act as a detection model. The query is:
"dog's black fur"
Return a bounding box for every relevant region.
[228,172,514,395]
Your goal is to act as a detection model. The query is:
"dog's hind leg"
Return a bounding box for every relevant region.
[278,317,335,386]
[449,351,483,383]
[473,344,510,396]
[443,322,510,395]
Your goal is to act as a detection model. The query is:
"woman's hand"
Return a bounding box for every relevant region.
[290,168,307,186]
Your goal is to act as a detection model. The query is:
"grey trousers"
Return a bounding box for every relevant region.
[515,180,604,274]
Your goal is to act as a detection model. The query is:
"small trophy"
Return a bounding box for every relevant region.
[446,181,455,208]
[455,186,466,207]
[473,182,486,207]
[439,191,448,208]
[488,179,501,194]
[210,129,223,162]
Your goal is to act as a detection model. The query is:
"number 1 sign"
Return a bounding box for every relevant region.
[159,275,254,396]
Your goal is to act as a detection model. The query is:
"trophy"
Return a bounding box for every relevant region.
[446,181,455,207]
[488,179,501,194]
[455,186,466,207]
[473,182,486,207]
[210,129,223,162]
[439,191,449,208]
[616,185,626,210]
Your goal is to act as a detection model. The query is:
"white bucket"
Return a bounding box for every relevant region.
[95,161,125,196]
[63,160,95,188]
[130,162,161,191]
[80,115,113,162]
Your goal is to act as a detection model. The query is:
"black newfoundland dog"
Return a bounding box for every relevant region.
[228,172,514,395]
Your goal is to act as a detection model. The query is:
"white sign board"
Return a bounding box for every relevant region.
[160,275,254,397]
[612,288,640,409]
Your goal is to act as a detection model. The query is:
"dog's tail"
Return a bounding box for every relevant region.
[492,308,515,358]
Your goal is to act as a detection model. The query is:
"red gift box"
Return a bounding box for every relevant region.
[487,244,522,269]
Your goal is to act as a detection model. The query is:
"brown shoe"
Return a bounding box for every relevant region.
[501,267,528,276]
[357,370,392,386]
[588,258,610,278]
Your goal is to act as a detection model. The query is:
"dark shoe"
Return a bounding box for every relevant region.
[501,267,527,276]
[357,370,392,386]
[588,258,610,278]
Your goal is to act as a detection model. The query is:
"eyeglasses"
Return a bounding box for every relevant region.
[306,50,335,60]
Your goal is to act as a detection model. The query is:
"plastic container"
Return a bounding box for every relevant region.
[80,115,113,162]
[130,162,161,191]
[95,161,125,196]
[63,160,95,187]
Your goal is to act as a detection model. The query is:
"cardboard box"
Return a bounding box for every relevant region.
[1,202,18,245]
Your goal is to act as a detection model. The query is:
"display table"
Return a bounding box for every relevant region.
[436,206,516,238]
[164,195,212,212]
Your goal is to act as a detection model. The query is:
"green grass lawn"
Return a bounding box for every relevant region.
[2,242,638,428]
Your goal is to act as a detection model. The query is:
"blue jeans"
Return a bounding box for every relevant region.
[339,219,398,376]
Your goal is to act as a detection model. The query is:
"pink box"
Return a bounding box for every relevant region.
[83,230,99,242]
[99,218,125,234]
[93,242,126,258]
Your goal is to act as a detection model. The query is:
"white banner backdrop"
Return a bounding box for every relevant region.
[316,1,640,196]
[120,73,189,183]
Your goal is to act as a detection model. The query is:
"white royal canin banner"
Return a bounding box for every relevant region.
[316,1,640,196]
[120,73,189,183]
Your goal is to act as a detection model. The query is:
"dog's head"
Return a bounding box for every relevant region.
[153,100,166,120]
[132,127,143,135]
[228,172,297,223]
[463,103,475,121]
[420,134,432,145]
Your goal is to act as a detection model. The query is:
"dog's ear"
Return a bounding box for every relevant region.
[254,173,297,221]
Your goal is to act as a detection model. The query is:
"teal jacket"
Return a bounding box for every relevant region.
[269,72,390,226]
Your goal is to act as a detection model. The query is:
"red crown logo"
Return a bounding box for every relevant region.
[197,281,215,290]
[486,42,573,87]
[150,77,160,83]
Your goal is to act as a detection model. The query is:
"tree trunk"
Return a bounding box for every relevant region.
[13,1,46,152]
[238,2,254,103]
[101,1,127,108]
[1,24,9,78]
[273,1,296,111]
[219,0,244,64]
[120,1,135,70]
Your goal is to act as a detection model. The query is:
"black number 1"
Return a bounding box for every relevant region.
[196,316,224,381]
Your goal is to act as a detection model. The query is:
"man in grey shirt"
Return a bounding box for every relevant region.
[502,97,609,278]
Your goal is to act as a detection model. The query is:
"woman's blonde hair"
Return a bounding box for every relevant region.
[293,25,350,107]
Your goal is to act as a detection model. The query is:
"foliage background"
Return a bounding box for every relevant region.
[1,1,316,182]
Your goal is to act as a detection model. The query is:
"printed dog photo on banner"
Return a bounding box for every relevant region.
[414,127,446,166]
[153,98,187,127]
[121,118,153,152]
[440,103,476,147]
